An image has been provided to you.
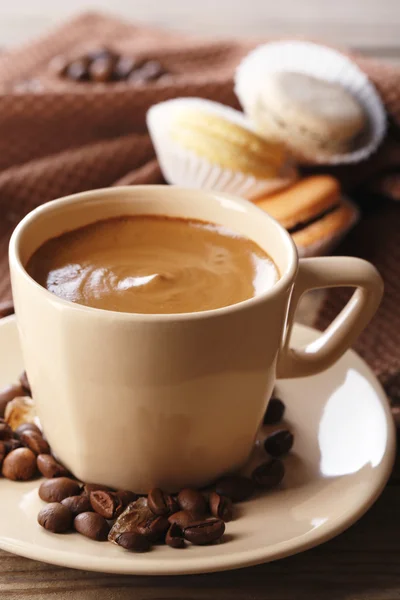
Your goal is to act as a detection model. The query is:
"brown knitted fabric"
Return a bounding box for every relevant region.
[0,12,399,407]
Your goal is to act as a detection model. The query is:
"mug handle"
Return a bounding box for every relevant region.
[277,256,384,378]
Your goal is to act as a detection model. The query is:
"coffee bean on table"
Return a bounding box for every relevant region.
[82,483,114,496]
[89,56,116,82]
[20,430,50,455]
[19,371,31,395]
[15,422,41,438]
[263,397,285,425]
[90,490,123,519]
[39,477,81,503]
[0,383,25,417]
[184,518,225,545]
[168,510,195,529]
[37,454,69,478]
[114,490,138,507]
[148,488,178,516]
[66,58,90,82]
[252,458,285,488]
[61,495,92,516]
[113,56,137,80]
[166,523,185,548]
[0,419,13,441]
[2,447,37,480]
[74,512,110,541]
[128,60,166,83]
[209,492,233,522]
[115,532,151,552]
[38,502,73,533]
[264,430,294,457]
[136,515,170,543]
[4,438,22,453]
[177,489,207,517]
[215,475,255,502]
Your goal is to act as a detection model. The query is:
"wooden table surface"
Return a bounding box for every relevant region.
[0,3,399,598]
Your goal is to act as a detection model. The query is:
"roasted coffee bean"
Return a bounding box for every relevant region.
[168,510,195,529]
[0,441,5,465]
[74,512,110,541]
[264,430,294,457]
[61,494,92,516]
[0,383,24,417]
[39,477,81,502]
[177,489,207,517]
[38,502,73,533]
[166,523,185,548]
[0,300,14,319]
[4,438,22,453]
[148,488,178,516]
[66,58,90,82]
[90,490,123,519]
[128,60,166,83]
[209,492,233,522]
[184,518,225,545]
[2,447,37,480]
[113,56,137,80]
[89,55,117,82]
[252,458,285,488]
[263,397,285,425]
[136,515,170,543]
[82,482,114,496]
[115,531,151,552]
[37,454,69,478]
[115,489,138,507]
[0,420,13,441]
[20,430,50,455]
[215,475,255,502]
[15,422,41,438]
[19,371,31,395]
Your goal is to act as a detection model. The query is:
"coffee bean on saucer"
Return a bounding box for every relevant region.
[148,488,178,516]
[74,512,110,541]
[215,475,255,502]
[209,492,233,522]
[61,494,92,516]
[66,58,90,82]
[136,515,170,543]
[264,430,294,457]
[252,458,285,488]
[39,477,81,502]
[90,490,123,519]
[166,523,185,548]
[0,300,14,319]
[0,383,25,417]
[2,447,37,480]
[263,397,285,425]
[37,454,69,478]
[20,430,50,455]
[0,419,13,441]
[4,438,22,453]
[168,510,195,529]
[15,422,41,438]
[184,518,225,545]
[19,371,31,395]
[177,489,207,517]
[115,531,151,552]
[82,482,114,496]
[114,489,138,508]
[38,502,73,533]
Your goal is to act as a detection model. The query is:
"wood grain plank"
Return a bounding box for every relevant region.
[0,487,399,600]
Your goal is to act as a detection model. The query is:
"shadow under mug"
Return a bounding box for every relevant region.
[8,186,383,492]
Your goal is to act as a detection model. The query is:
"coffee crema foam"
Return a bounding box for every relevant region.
[26,216,279,314]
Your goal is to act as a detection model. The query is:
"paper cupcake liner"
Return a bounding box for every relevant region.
[295,196,360,257]
[146,98,297,200]
[235,41,387,166]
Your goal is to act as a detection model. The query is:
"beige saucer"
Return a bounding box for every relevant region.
[0,316,395,575]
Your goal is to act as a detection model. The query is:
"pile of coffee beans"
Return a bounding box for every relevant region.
[0,375,293,552]
[51,47,168,84]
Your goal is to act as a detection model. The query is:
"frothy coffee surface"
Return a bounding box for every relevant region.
[27,216,278,314]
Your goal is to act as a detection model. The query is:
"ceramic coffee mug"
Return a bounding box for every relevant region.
[9,186,383,492]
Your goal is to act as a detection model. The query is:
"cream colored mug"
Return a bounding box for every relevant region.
[9,186,383,492]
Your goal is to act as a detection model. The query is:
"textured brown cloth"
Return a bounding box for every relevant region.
[0,12,399,407]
